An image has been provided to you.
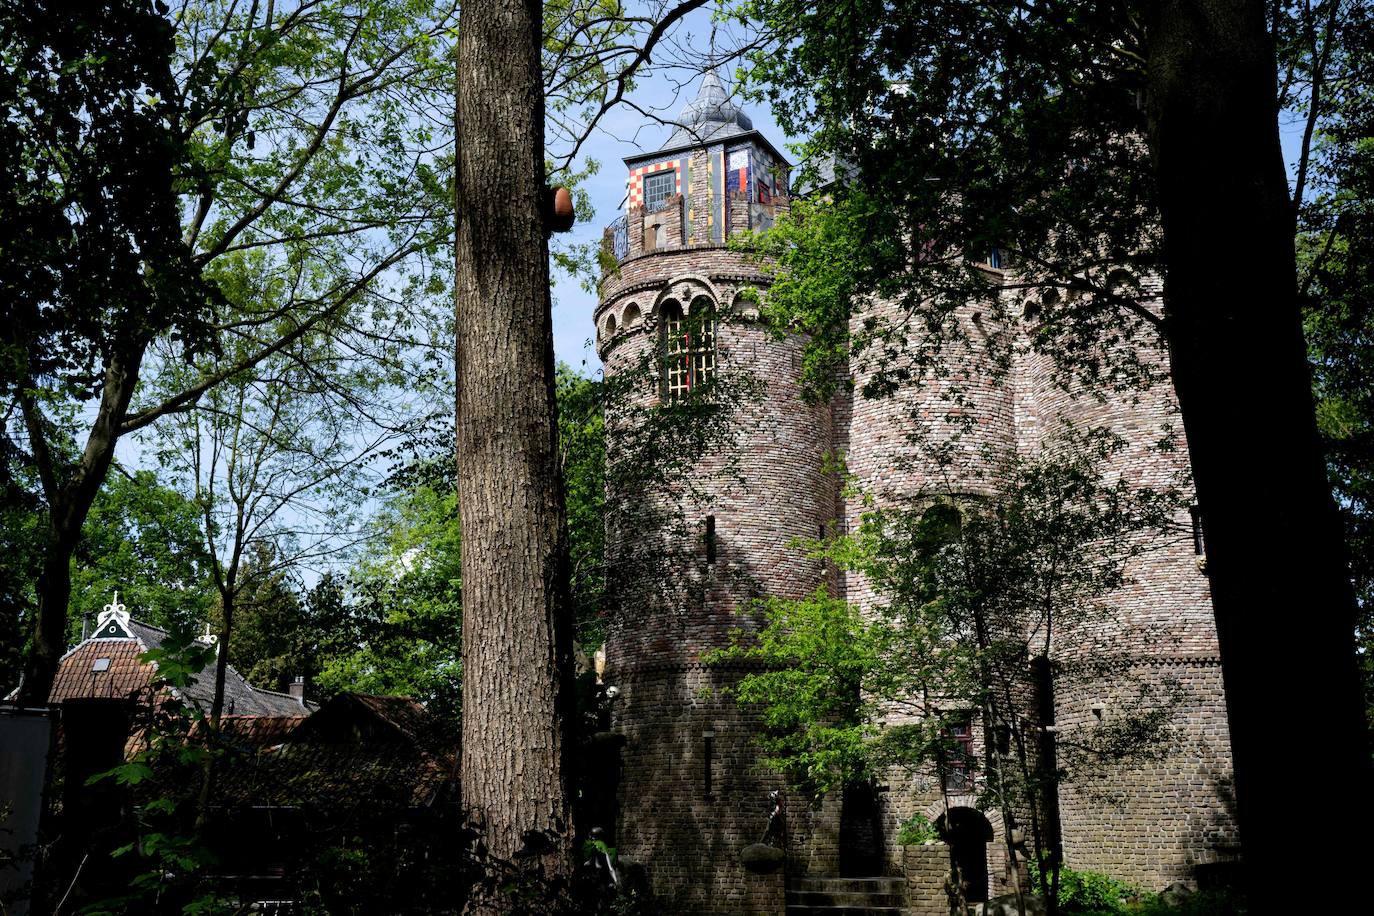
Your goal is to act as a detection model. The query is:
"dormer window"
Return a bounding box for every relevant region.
[662,298,715,401]
[644,171,676,212]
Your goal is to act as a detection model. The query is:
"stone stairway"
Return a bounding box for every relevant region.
[785,876,908,916]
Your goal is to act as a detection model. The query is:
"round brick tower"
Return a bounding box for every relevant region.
[595,73,835,914]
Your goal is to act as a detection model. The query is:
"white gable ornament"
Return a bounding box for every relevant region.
[93,591,133,639]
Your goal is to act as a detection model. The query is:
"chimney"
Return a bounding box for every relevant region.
[289,675,306,705]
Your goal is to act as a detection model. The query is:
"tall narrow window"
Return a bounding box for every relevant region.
[703,730,715,796]
[662,298,715,400]
[945,716,975,793]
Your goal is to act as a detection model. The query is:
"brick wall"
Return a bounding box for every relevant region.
[597,149,1237,910]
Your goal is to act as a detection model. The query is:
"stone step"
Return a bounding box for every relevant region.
[785,876,908,916]
[786,890,906,908]
[789,876,906,893]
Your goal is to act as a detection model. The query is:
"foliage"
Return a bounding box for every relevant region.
[319,475,464,726]
[1293,3,1374,736]
[558,366,607,646]
[1027,860,1140,914]
[218,542,314,693]
[3,0,461,706]
[733,0,1168,399]
[70,469,215,639]
[0,0,212,401]
[714,427,1188,910]
[75,630,224,915]
[1025,860,1245,916]
[301,363,607,725]
[2,0,220,703]
[895,812,939,846]
[0,450,43,693]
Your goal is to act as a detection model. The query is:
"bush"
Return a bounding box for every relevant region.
[1025,858,1246,916]
[896,813,940,845]
[1028,861,1139,914]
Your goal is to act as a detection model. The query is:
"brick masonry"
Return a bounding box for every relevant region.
[595,102,1238,913]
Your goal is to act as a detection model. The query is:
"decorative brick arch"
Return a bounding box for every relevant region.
[650,275,718,321]
[921,796,1004,842]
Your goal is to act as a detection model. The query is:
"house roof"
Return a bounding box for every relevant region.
[208,694,459,809]
[47,617,313,716]
[625,71,790,169]
[662,70,753,150]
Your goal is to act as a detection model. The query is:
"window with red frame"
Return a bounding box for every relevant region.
[945,716,975,793]
[662,298,715,401]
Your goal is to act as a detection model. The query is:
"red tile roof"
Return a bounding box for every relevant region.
[45,619,313,716]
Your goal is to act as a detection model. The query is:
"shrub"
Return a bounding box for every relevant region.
[1028,861,1139,914]
[896,813,940,845]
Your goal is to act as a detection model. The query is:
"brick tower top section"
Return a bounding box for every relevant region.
[597,72,789,335]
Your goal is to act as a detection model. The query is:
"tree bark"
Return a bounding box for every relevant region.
[454,0,577,898]
[18,347,144,705]
[1146,0,1372,904]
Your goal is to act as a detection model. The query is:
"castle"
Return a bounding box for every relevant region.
[593,73,1238,914]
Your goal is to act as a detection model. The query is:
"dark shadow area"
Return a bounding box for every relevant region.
[839,780,884,876]
[937,806,993,903]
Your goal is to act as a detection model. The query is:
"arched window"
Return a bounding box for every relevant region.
[661,297,715,400]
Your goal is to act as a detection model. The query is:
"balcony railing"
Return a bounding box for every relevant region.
[608,215,629,261]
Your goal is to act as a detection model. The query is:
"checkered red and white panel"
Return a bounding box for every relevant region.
[628,160,681,207]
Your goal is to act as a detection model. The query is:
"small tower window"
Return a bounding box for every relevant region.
[644,170,676,212]
[944,715,975,793]
[661,298,715,400]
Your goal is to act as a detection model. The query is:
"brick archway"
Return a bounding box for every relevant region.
[920,796,1005,843]
[650,275,717,321]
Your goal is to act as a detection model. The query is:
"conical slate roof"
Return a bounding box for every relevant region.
[661,70,754,149]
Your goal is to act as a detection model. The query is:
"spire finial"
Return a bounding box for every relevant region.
[103,590,125,619]
[94,588,132,637]
[98,590,129,626]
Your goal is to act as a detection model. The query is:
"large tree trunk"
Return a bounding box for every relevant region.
[17,348,143,705]
[453,0,577,897]
[1146,0,1372,905]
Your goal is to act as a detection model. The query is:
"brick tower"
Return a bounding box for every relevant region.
[594,72,825,914]
[595,73,1238,914]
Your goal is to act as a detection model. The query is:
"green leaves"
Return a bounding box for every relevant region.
[734,0,1167,399]
[720,426,1187,817]
[70,469,215,639]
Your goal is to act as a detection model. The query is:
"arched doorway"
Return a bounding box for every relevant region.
[937,807,994,903]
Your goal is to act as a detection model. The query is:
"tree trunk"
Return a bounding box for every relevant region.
[195,592,233,830]
[1146,0,1372,904]
[454,0,576,898]
[23,547,76,706]
[17,348,144,705]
